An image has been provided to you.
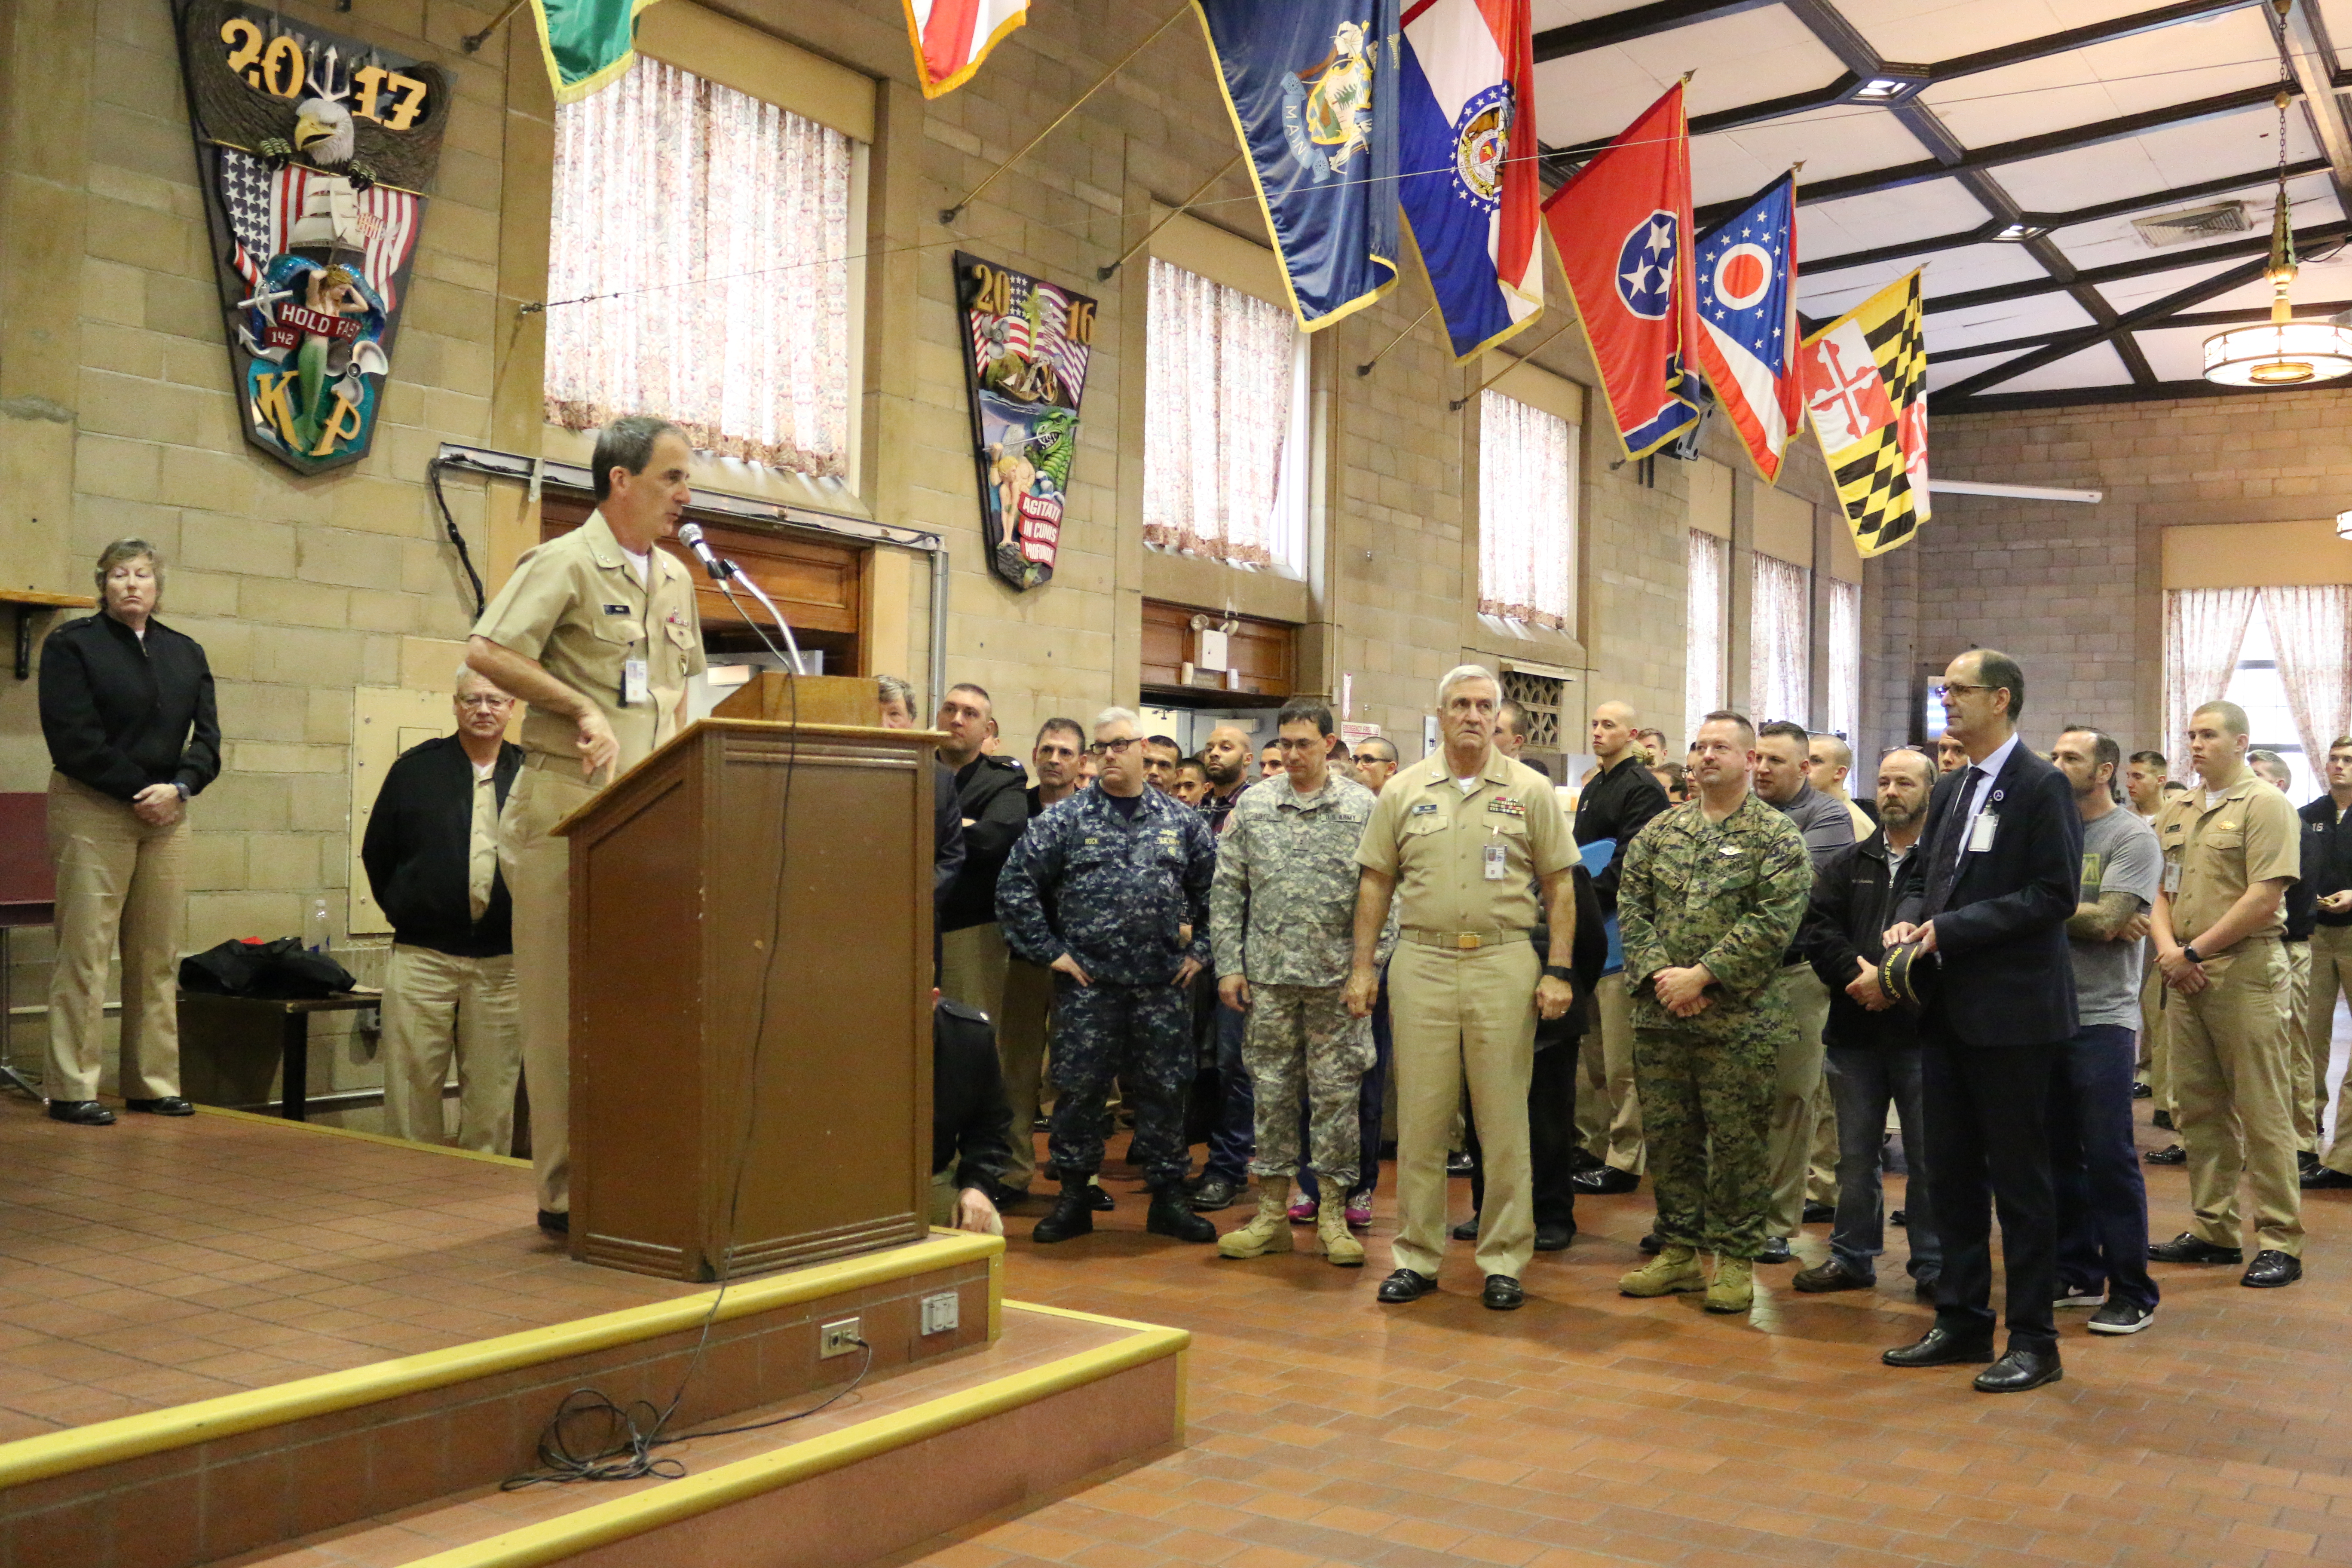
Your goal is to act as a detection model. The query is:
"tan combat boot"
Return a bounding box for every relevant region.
[1218,1177,1294,1259]
[1317,1202,1364,1267]
[1706,1254,1754,1314]
[1618,1243,1705,1297]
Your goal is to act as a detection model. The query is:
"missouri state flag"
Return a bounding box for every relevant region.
[1397,0,1543,361]
[904,0,1029,98]
[1692,174,1801,483]
[1542,83,1699,461]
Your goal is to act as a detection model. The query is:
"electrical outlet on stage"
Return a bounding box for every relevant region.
[920,1292,959,1336]
[820,1317,862,1358]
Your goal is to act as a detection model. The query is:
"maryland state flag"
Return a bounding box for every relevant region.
[1797,269,1930,556]
[1542,84,1700,461]
[528,0,661,104]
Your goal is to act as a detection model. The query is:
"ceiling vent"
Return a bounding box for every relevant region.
[2132,201,2250,248]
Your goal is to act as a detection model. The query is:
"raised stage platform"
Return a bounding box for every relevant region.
[0,1098,1186,1568]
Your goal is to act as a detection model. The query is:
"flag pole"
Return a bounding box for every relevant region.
[1356,306,1434,377]
[462,0,528,53]
[1449,321,1575,410]
[941,1,1194,225]
[1098,152,1245,281]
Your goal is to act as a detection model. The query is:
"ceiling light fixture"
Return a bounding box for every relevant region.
[1991,222,2047,242]
[2204,24,2352,387]
[2338,510,2352,539]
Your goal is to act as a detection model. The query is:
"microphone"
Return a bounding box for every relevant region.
[675,522,737,582]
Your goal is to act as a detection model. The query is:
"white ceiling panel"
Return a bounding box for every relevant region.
[1978,339,2136,391]
[2183,251,2352,311]
[1994,103,2321,211]
[2044,176,2334,270]
[1923,291,2100,348]
[1915,9,2280,148]
[1692,106,1932,206]
[2090,253,2251,311]
[1531,0,1658,28]
[1800,179,1992,261]
[1839,0,2246,67]
[2132,323,2222,380]
[1927,346,2034,391]
[1616,10,1847,101]
[2322,0,2352,66]
[1799,245,2047,330]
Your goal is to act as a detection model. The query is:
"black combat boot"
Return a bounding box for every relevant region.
[1146,1187,1216,1243]
[1032,1184,1095,1243]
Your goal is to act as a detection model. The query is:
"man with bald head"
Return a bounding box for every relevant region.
[1809,733,1878,841]
[1198,724,1253,835]
[1571,700,1670,1193]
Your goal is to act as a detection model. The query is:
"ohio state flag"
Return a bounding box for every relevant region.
[1540,84,1699,460]
[904,0,1029,98]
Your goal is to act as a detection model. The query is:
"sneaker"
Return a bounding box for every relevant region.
[2054,1283,2105,1309]
[1344,1190,1374,1228]
[1620,1244,1704,1297]
[2087,1299,2155,1335]
[1286,1197,1320,1223]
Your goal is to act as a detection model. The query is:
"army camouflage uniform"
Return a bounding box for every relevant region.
[996,783,1218,1192]
[1210,772,1394,1187]
[1618,793,1813,1260]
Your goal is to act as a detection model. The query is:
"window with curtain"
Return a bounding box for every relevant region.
[1749,554,1811,727]
[1685,530,1726,744]
[1477,390,1576,629]
[1826,578,1861,740]
[1143,257,1307,572]
[545,58,855,478]
[2168,584,2352,803]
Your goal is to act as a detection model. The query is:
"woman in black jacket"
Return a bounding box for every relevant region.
[37,540,219,1125]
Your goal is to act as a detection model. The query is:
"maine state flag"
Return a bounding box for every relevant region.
[1398,0,1542,360]
[1196,0,1402,330]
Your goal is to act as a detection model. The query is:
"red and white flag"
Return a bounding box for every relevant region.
[904,0,1029,98]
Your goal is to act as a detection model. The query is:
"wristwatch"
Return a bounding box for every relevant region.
[1542,965,1573,982]
[2182,944,2202,965]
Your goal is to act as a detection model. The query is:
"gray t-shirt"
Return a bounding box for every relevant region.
[2071,808,2161,1029]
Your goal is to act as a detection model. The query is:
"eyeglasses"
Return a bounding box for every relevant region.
[1929,681,1994,701]
[1273,738,1326,753]
[457,695,514,710]
[1086,737,1139,757]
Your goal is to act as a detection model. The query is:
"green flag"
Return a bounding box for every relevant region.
[530,0,659,103]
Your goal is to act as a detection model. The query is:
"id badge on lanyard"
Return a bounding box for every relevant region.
[1968,811,1997,853]
[621,655,649,707]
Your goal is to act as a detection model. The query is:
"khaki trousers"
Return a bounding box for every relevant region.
[1766,961,1831,1236]
[1806,1073,1839,1207]
[500,763,599,1216]
[381,943,521,1155]
[2312,925,2352,1172]
[1390,939,1539,1281]
[1575,971,1644,1172]
[45,772,187,1102]
[996,955,1056,1192]
[2140,956,2169,1114]
[940,922,1010,1029]
[2284,940,2317,1151]
[2173,937,2303,1256]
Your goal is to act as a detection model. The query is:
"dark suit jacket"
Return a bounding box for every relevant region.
[1893,740,2082,1048]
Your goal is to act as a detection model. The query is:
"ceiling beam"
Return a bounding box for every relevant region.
[2275,0,2352,220]
[1926,217,2347,312]
[1800,159,2332,274]
[1931,297,2352,362]
[1936,251,2282,398]
[1931,0,2258,81]
[1936,376,2294,413]
[1530,0,1779,62]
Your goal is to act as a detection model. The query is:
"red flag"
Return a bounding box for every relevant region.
[904,0,1029,98]
[1541,85,1699,460]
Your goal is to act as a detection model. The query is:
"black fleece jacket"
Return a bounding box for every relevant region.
[39,612,220,802]
[360,735,522,959]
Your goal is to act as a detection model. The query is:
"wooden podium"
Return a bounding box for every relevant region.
[555,701,939,1280]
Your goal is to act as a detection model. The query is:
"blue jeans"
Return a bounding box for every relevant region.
[2049,1023,2159,1310]
[1299,974,1391,1204]
[1823,1041,1940,1283]
[1201,998,1255,1183]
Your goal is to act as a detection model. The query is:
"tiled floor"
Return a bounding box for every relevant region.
[0,1100,687,1439]
[904,1096,2352,1568]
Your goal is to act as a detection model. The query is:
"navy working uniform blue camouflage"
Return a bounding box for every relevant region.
[996,783,1219,1191]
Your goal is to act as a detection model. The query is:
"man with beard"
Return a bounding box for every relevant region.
[1571,700,1669,1197]
[1192,722,1260,1209]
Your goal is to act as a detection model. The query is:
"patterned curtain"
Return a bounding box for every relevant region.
[2263,584,2352,765]
[2163,587,2259,756]
[545,60,854,478]
[1476,390,1574,628]
[1142,258,1297,569]
[1684,529,1726,745]
[1749,553,1812,727]
[1826,577,1862,740]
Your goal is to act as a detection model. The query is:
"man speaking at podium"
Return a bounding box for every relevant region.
[466,416,706,1236]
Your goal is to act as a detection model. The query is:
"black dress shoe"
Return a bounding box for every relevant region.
[1446,1150,1476,1176]
[1032,1187,1095,1243]
[536,1209,569,1234]
[1883,1326,1994,1368]
[2299,1149,2321,1174]
[2152,1109,2174,1131]
[1792,1259,1871,1293]
[2131,1081,2153,1099]
[1452,1215,1481,1240]
[2147,1231,2241,1264]
[2303,1165,2352,1190]
[1570,1166,1639,1195]
[1973,1347,2061,1393]
[1087,1183,1115,1212]
[2144,1144,2186,1165]
[46,1100,115,1126]
[1377,1267,1437,1303]
[1638,1231,1664,1254]
[1145,1188,1216,1243]
[1801,1200,1835,1225]
[1755,1236,1793,1265]
[1566,1146,1605,1175]
[124,1096,194,1116]
[1890,1208,1908,1228]
[1482,1274,1524,1310]
[1188,1174,1240,1212]
[1534,1221,1575,1252]
[2242,1249,2303,1288]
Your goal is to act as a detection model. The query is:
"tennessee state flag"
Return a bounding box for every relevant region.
[1691,173,1801,483]
[1397,0,1543,361]
[904,0,1029,98]
[1541,84,1699,460]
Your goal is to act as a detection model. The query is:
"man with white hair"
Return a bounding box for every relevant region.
[1349,666,1580,1311]
[997,707,1222,1246]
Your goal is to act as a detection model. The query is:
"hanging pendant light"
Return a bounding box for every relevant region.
[2204,50,2352,386]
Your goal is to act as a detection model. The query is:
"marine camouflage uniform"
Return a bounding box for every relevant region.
[996,783,1218,1192]
[1618,793,1813,1260]
[1210,771,1394,1188]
